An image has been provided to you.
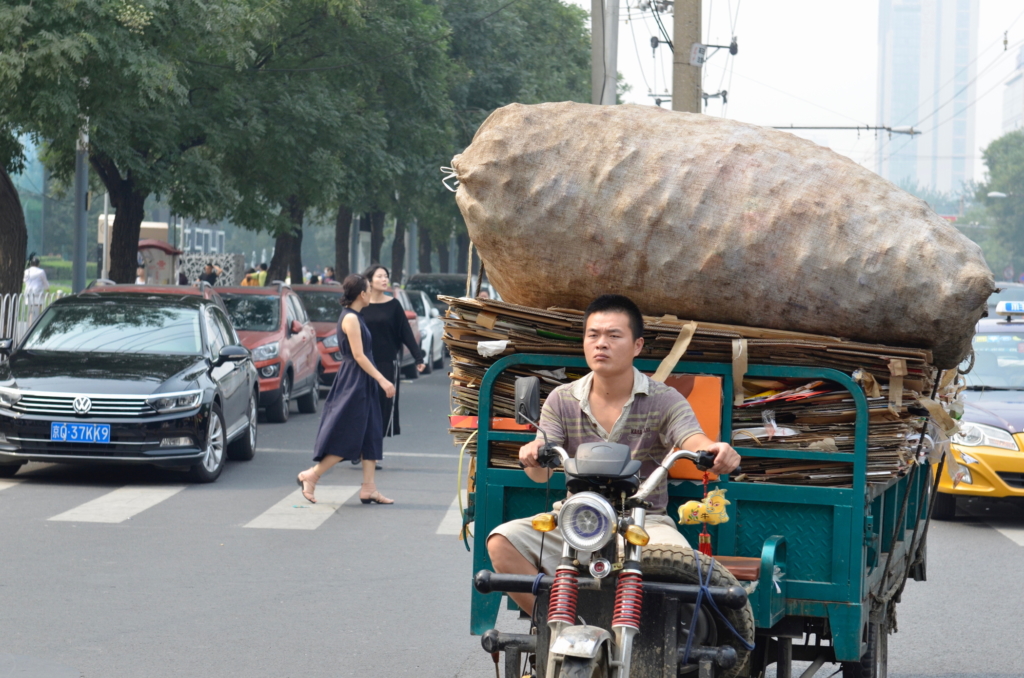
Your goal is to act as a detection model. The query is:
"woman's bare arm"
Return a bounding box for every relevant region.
[342,313,395,397]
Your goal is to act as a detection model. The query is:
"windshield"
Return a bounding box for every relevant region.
[407,276,466,303]
[221,294,280,332]
[23,303,203,354]
[967,333,1024,388]
[407,291,426,317]
[295,291,344,323]
[988,287,1024,311]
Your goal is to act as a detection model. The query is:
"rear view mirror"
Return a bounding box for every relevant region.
[430,307,440,319]
[515,376,541,425]
[290,319,303,335]
[0,338,12,355]
[217,344,250,365]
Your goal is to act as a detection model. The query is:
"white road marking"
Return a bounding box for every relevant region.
[49,485,187,524]
[988,523,1024,546]
[436,490,469,535]
[244,486,359,530]
[0,480,21,492]
[260,449,458,459]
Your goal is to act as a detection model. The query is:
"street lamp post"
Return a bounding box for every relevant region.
[72,122,89,293]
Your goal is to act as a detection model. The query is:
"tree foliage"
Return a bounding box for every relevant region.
[976,130,1024,279]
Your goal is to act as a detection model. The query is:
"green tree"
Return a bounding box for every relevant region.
[976,130,1024,278]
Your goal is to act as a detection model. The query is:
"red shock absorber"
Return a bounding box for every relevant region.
[547,568,579,625]
[611,572,644,630]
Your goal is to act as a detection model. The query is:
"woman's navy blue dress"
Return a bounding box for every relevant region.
[312,307,383,462]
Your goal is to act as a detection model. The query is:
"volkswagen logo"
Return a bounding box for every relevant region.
[72,396,92,415]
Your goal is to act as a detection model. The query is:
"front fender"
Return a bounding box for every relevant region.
[549,625,613,659]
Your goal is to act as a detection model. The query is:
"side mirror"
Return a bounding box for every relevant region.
[430,307,440,319]
[0,338,12,356]
[514,376,541,425]
[290,319,303,335]
[217,344,250,365]
[405,309,417,320]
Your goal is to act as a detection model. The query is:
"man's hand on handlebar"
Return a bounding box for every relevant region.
[704,441,741,475]
[518,439,546,468]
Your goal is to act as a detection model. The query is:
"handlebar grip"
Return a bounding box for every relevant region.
[537,445,559,469]
[695,450,716,471]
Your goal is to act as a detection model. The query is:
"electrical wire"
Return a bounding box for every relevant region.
[627,1,653,94]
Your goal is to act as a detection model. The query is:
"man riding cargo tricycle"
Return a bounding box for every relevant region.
[459,294,946,678]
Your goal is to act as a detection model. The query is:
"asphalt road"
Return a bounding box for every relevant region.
[0,364,1022,677]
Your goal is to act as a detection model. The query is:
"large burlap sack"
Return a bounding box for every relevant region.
[451,102,994,369]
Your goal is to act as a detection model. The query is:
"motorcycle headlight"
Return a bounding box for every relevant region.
[558,492,617,553]
[148,391,202,414]
[952,422,1018,451]
[251,342,280,362]
[0,387,20,410]
[321,334,339,349]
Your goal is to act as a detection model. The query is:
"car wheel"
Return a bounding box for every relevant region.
[932,491,957,521]
[422,340,434,375]
[189,403,227,483]
[228,391,258,461]
[433,340,444,370]
[266,372,291,423]
[297,377,319,413]
[0,462,24,478]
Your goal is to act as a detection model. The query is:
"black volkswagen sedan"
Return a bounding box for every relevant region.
[0,292,259,482]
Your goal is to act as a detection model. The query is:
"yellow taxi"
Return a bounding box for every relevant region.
[937,300,1024,519]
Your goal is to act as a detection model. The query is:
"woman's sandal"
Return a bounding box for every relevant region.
[359,483,394,505]
[296,469,320,504]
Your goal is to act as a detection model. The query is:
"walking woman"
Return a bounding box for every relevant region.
[296,274,396,505]
[361,265,425,449]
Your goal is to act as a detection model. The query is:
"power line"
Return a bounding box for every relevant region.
[626,3,652,93]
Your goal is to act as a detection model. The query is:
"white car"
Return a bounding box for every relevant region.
[408,289,445,374]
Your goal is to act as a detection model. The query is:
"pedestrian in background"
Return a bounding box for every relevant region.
[359,265,425,467]
[23,256,49,323]
[297,274,396,505]
[135,266,147,284]
[241,268,260,286]
[322,267,336,283]
[198,263,222,285]
[257,263,268,286]
[309,274,320,285]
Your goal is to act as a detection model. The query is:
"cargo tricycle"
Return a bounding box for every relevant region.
[466,354,936,678]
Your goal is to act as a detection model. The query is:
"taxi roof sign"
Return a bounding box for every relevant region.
[996,300,1024,317]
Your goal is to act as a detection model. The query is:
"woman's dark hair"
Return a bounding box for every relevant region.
[342,274,368,306]
[583,294,644,340]
[29,257,40,267]
[362,264,390,282]
[309,274,319,285]
[244,267,256,275]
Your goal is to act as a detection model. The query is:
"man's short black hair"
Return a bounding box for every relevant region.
[584,294,644,340]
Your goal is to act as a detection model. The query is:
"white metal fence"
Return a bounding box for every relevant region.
[0,292,64,343]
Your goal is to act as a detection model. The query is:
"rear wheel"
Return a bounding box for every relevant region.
[932,491,957,520]
[297,376,319,413]
[641,545,754,678]
[189,404,226,483]
[0,463,24,478]
[842,622,887,678]
[266,373,291,423]
[227,391,258,461]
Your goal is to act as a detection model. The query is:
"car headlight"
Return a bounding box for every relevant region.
[147,391,202,414]
[952,422,1019,450]
[251,342,280,362]
[557,492,617,553]
[321,334,339,349]
[0,387,20,410]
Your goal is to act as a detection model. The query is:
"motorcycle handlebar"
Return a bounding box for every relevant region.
[630,449,715,503]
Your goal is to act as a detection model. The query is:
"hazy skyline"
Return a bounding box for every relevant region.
[573,0,1024,193]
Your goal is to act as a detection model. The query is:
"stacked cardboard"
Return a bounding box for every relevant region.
[443,296,936,486]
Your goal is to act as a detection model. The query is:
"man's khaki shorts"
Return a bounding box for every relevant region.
[488,513,689,576]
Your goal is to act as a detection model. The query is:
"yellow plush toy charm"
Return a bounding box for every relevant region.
[678,489,731,526]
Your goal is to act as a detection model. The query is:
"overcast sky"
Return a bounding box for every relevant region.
[568,0,1024,190]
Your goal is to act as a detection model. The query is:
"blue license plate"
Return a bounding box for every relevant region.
[50,422,112,444]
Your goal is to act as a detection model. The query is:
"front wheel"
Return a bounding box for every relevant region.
[189,404,227,483]
[931,491,957,521]
[558,654,609,678]
[266,373,291,423]
[422,340,434,374]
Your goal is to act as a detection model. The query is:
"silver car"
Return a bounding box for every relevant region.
[407,289,445,374]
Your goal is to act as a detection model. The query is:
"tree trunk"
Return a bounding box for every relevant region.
[437,236,450,274]
[0,168,28,312]
[334,204,353,278]
[457,233,471,274]
[418,226,432,274]
[391,217,407,284]
[269,197,304,283]
[369,210,385,265]
[91,154,147,284]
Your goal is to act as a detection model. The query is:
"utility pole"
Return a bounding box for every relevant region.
[591,0,618,105]
[672,0,701,113]
[72,123,89,293]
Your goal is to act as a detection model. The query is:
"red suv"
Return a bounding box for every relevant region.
[219,284,319,422]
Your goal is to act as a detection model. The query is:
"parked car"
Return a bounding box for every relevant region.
[0,292,259,482]
[406,273,496,312]
[406,289,445,374]
[938,300,1024,518]
[291,285,346,388]
[219,284,319,423]
[390,285,422,379]
[86,282,229,315]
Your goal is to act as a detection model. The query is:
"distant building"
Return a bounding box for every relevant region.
[1003,46,1024,134]
[876,0,979,194]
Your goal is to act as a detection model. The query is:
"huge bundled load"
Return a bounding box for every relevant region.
[443,296,949,488]
[450,102,994,369]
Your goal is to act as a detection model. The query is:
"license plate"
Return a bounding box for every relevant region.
[50,422,112,444]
